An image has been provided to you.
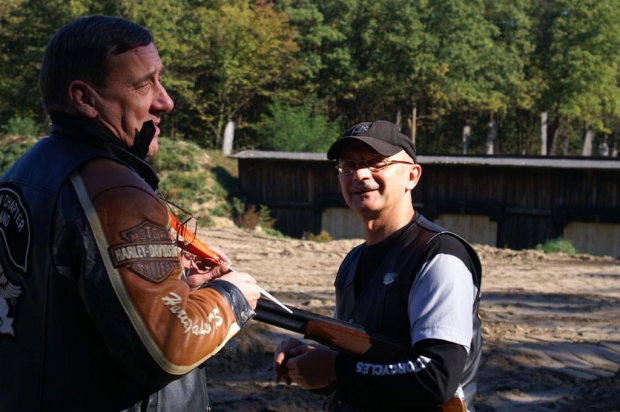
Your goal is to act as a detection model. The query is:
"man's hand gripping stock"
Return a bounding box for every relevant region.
[169,211,288,312]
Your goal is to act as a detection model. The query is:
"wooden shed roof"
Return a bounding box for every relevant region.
[231,150,328,161]
[232,150,620,170]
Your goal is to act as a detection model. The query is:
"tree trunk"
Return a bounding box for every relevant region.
[396,108,402,129]
[560,132,569,155]
[560,119,571,156]
[540,111,548,155]
[462,123,470,154]
[407,105,417,145]
[222,121,235,155]
[547,113,561,156]
[520,110,529,155]
[582,127,594,156]
[485,113,497,155]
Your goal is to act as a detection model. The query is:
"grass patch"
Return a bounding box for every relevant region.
[536,237,577,254]
[263,227,289,238]
[153,138,239,227]
[303,230,332,243]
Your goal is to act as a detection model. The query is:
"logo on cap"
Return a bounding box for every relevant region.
[352,124,370,135]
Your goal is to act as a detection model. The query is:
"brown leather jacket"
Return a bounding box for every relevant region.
[0,115,253,411]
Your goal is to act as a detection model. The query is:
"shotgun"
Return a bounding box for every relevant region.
[254,298,467,412]
[166,215,465,411]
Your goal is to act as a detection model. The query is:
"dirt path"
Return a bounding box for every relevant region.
[198,227,620,411]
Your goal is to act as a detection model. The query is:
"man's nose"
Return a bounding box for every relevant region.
[352,164,372,180]
[154,83,174,114]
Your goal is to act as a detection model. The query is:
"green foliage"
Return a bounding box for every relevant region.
[231,197,246,219]
[152,137,213,226]
[0,0,99,127]
[231,196,282,235]
[155,0,302,148]
[536,237,577,255]
[258,204,275,228]
[152,138,254,227]
[1,116,42,137]
[233,200,276,231]
[160,172,208,202]
[1,1,620,157]
[262,227,289,238]
[210,203,231,217]
[0,135,36,173]
[151,138,200,173]
[532,0,620,154]
[256,98,339,152]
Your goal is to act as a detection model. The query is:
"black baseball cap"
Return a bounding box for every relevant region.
[327,120,416,162]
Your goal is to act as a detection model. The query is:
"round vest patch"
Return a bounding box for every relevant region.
[0,187,31,273]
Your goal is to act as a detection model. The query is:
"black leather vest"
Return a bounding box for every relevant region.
[334,214,482,407]
[0,135,117,410]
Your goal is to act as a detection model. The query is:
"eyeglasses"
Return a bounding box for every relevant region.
[335,157,414,175]
[159,195,199,280]
[159,195,198,248]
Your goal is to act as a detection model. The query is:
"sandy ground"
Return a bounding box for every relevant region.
[197,227,620,412]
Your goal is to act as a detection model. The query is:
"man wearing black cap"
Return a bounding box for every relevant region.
[274,120,482,411]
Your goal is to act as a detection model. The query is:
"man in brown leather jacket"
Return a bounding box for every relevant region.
[0,16,261,411]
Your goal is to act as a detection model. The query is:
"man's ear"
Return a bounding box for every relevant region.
[68,80,98,118]
[406,164,422,192]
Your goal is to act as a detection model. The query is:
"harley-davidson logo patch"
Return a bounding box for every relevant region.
[109,221,178,283]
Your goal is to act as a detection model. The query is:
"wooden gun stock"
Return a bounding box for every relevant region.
[255,299,408,361]
[254,299,466,412]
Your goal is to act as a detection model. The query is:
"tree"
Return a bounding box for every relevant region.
[2,0,620,157]
[532,0,620,155]
[482,0,540,154]
[158,0,301,148]
[413,0,535,153]
[281,0,536,154]
[279,0,428,127]
[0,0,113,130]
[255,97,339,152]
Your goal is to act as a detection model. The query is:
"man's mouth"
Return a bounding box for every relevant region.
[152,120,161,137]
[351,184,378,195]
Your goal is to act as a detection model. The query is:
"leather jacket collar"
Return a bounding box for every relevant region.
[48,113,160,190]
